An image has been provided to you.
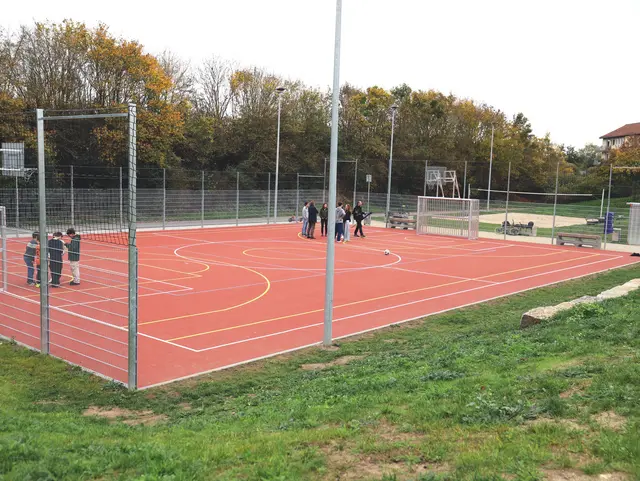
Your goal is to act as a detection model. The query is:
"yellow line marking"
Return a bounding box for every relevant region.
[140,261,271,326]
[167,253,599,342]
[168,278,470,341]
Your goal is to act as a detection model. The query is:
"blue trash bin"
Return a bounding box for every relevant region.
[604,212,615,234]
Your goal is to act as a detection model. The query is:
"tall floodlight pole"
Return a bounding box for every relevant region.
[487,124,495,210]
[385,104,398,228]
[323,0,342,347]
[273,86,286,223]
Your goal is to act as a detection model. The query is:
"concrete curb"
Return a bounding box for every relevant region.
[520,279,640,329]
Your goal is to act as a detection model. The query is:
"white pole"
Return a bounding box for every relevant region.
[503,162,511,241]
[274,88,284,223]
[600,188,605,218]
[551,161,560,244]
[385,105,398,228]
[487,125,494,210]
[323,0,342,347]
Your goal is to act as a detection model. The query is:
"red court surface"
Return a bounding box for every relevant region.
[1,224,638,388]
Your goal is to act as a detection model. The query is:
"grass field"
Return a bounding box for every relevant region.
[1,266,639,480]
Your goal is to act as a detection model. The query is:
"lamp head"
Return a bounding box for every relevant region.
[276,86,286,94]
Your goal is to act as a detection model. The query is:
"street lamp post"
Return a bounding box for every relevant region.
[385,104,398,228]
[273,86,286,223]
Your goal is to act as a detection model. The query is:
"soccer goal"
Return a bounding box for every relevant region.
[416,197,480,239]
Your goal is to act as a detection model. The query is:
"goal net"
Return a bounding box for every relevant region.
[416,197,479,239]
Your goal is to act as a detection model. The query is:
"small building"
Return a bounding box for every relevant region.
[600,123,640,161]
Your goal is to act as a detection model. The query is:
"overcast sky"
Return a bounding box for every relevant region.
[4,0,639,147]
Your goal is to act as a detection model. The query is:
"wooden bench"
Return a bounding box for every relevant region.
[389,217,416,230]
[556,232,601,249]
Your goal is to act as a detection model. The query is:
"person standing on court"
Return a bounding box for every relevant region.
[335,202,345,242]
[47,232,65,288]
[353,200,366,237]
[24,232,39,285]
[343,204,352,243]
[301,201,309,238]
[307,201,318,239]
[320,203,329,236]
[65,228,81,286]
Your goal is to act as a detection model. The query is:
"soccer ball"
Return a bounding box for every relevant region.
[384,249,390,256]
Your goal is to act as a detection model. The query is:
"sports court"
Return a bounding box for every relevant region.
[1,222,637,388]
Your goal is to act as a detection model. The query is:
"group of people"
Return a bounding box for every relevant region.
[23,228,81,288]
[299,200,367,242]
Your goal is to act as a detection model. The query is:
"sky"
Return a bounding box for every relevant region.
[3,0,639,148]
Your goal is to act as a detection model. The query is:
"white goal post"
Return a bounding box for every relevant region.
[416,197,480,240]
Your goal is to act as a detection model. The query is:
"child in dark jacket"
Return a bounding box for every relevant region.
[48,232,65,287]
[24,233,39,285]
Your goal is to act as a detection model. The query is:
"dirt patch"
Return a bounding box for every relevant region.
[592,411,627,432]
[560,380,593,399]
[542,469,629,481]
[479,213,587,229]
[322,445,449,481]
[301,355,365,371]
[372,420,423,444]
[526,418,586,432]
[83,406,168,426]
[178,402,192,411]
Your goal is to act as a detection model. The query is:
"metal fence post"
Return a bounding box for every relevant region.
[236,171,240,226]
[551,162,560,244]
[296,172,300,219]
[162,168,166,230]
[15,176,19,237]
[323,158,327,204]
[127,103,138,390]
[324,0,342,347]
[503,162,511,241]
[423,159,429,197]
[201,171,205,228]
[463,161,468,199]
[1,207,7,291]
[267,172,271,225]
[603,165,613,251]
[119,167,123,229]
[36,108,49,355]
[70,165,75,226]
[487,125,494,210]
[353,158,357,206]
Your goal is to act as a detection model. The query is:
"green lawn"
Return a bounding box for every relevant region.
[1,267,639,480]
